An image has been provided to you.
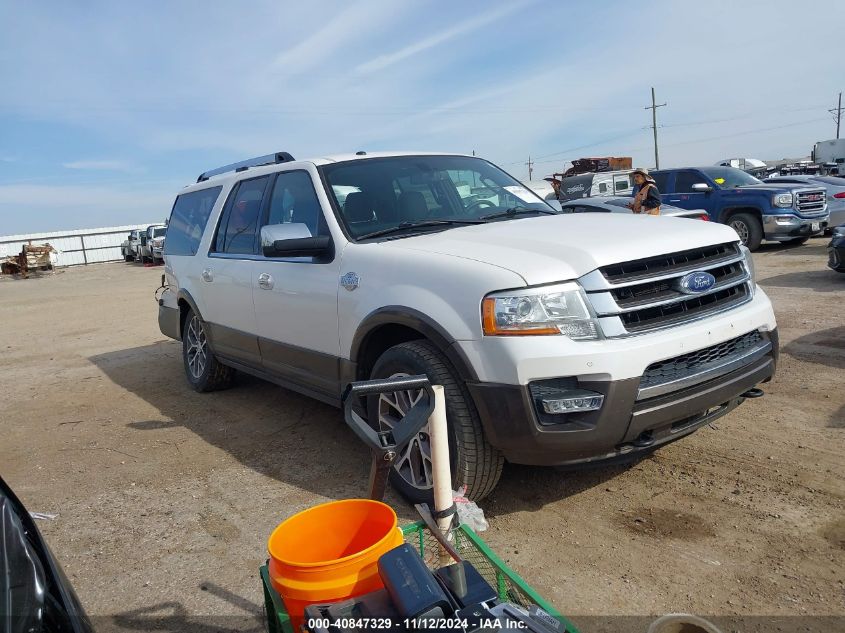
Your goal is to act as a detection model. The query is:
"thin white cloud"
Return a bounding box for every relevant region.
[354,1,533,75]
[271,0,399,74]
[62,159,136,172]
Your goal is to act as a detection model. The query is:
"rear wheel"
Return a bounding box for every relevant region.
[182,310,234,392]
[727,213,763,251]
[368,340,503,503]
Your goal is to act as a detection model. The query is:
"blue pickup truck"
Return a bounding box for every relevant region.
[651,166,829,250]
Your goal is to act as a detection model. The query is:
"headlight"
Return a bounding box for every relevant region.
[482,282,600,339]
[773,193,793,208]
[740,244,756,286]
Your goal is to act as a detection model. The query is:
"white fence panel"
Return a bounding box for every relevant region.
[0,224,155,267]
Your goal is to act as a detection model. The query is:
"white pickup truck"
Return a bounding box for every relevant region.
[158,151,778,501]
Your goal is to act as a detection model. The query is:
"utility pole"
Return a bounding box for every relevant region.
[830,92,843,139]
[526,156,534,180]
[644,87,667,169]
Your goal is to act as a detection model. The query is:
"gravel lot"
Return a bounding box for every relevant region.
[1,239,842,632]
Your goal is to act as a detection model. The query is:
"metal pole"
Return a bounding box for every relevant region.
[838,92,842,140]
[644,87,667,170]
[651,88,659,169]
[80,235,88,265]
[428,384,453,564]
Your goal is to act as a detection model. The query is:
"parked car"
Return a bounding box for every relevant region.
[559,196,710,220]
[523,180,558,201]
[828,224,845,273]
[121,229,141,261]
[0,475,94,633]
[158,151,778,501]
[138,224,166,263]
[764,174,845,231]
[651,166,829,250]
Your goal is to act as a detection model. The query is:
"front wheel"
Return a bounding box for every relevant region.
[368,340,503,503]
[727,213,763,251]
[181,310,234,392]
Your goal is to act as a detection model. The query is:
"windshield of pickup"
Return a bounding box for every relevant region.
[698,167,763,189]
[152,227,167,237]
[320,155,555,239]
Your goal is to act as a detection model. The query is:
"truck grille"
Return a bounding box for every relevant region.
[638,330,769,399]
[795,189,827,215]
[580,242,753,336]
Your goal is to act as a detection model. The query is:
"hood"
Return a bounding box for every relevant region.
[381,213,739,286]
[734,183,820,193]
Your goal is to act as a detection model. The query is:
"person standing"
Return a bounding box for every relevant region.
[627,168,661,215]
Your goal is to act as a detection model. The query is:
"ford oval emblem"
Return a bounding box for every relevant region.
[678,271,716,294]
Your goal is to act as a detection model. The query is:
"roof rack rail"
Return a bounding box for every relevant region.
[197,151,295,182]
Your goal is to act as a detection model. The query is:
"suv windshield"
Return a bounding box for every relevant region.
[320,155,555,239]
[699,167,762,189]
[153,227,167,237]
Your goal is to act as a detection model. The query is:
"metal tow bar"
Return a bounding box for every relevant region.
[341,375,434,501]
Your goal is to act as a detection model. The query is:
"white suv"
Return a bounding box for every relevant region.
[158,151,778,501]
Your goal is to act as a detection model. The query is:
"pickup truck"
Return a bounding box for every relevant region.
[651,166,829,250]
[120,229,141,261]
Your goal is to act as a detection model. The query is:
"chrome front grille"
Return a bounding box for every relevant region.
[580,242,753,337]
[795,188,827,215]
[638,330,771,399]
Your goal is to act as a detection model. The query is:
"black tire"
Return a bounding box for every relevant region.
[124,254,133,262]
[727,212,763,251]
[368,340,504,503]
[784,236,809,246]
[181,310,234,392]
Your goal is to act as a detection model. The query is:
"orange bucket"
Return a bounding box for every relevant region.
[267,499,403,628]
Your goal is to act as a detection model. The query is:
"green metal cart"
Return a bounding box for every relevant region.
[261,521,580,633]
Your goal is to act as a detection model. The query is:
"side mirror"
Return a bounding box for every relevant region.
[691,183,713,193]
[261,223,332,258]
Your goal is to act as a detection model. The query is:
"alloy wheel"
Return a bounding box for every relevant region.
[377,372,432,491]
[185,315,208,379]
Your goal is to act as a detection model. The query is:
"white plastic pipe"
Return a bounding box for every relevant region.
[428,385,453,541]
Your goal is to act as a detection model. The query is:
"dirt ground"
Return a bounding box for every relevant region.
[1,239,843,633]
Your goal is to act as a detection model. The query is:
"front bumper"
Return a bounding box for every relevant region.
[152,247,164,259]
[467,328,778,466]
[763,213,829,240]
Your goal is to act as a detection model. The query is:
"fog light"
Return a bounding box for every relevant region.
[541,390,604,414]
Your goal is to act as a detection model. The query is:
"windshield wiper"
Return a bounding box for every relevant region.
[479,206,557,221]
[356,219,485,240]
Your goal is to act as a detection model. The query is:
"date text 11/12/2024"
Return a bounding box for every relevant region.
[305,617,530,630]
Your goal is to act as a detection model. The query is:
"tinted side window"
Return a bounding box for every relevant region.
[266,171,328,237]
[651,171,670,192]
[674,171,702,192]
[164,186,222,256]
[214,176,270,254]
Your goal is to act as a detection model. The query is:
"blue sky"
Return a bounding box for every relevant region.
[1,0,843,235]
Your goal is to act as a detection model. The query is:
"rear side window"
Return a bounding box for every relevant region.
[651,172,670,192]
[213,176,270,255]
[164,186,222,256]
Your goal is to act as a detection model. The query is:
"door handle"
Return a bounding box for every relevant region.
[258,272,274,290]
[201,268,213,282]
[669,199,681,203]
